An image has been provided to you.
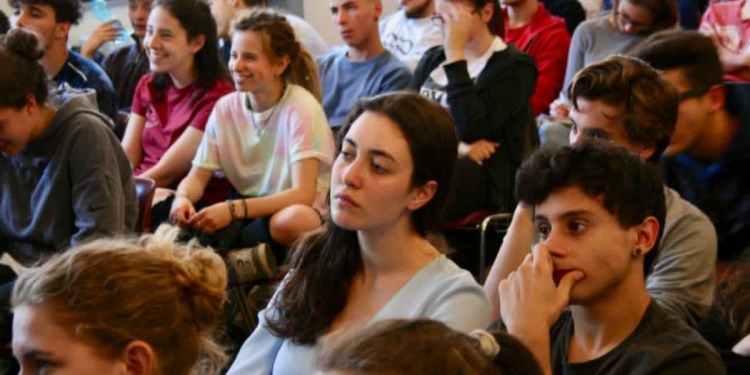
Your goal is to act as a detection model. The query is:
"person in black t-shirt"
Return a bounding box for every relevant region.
[497,142,725,375]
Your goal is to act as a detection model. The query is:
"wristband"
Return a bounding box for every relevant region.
[226,199,237,220]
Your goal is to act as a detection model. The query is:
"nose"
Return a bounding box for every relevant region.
[13,12,26,28]
[339,158,363,189]
[542,226,568,258]
[569,129,583,146]
[230,56,242,73]
[335,10,348,25]
[134,7,149,21]
[145,33,158,49]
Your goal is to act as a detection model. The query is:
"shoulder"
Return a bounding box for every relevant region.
[213,91,244,113]
[486,45,538,76]
[664,188,714,232]
[419,256,486,295]
[206,78,235,97]
[377,51,411,74]
[195,79,234,105]
[574,15,609,37]
[67,50,112,84]
[287,84,323,107]
[55,100,118,143]
[637,304,722,362]
[533,5,570,32]
[317,51,342,68]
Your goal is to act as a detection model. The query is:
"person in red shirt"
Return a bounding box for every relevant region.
[122,0,233,203]
[503,0,571,116]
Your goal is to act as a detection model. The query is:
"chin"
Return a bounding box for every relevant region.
[330,211,363,231]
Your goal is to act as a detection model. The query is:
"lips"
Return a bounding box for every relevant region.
[334,193,360,208]
[552,269,573,285]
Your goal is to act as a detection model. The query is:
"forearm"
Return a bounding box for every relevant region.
[140,163,187,189]
[443,60,493,142]
[233,187,316,220]
[484,204,535,320]
[174,169,211,203]
[121,115,145,168]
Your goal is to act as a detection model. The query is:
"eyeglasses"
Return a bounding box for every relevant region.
[678,86,711,101]
[615,11,651,33]
[430,13,445,27]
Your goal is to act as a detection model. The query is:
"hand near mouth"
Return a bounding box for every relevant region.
[498,244,584,374]
[498,243,584,334]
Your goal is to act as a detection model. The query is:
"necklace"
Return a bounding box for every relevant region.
[245,84,286,137]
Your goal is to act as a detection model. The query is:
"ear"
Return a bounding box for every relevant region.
[189,34,207,55]
[374,0,383,19]
[24,94,38,115]
[406,181,438,212]
[274,54,291,77]
[636,144,657,161]
[54,22,72,40]
[705,83,726,113]
[480,2,494,23]
[123,340,155,375]
[633,216,660,258]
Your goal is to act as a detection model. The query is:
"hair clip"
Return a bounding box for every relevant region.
[470,329,500,357]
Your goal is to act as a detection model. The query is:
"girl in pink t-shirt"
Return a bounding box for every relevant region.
[122,0,233,201]
[700,0,750,82]
[169,10,334,267]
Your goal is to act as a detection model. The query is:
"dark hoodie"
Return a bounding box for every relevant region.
[412,43,539,214]
[0,95,137,266]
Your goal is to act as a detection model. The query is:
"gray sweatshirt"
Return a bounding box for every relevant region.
[0,96,137,266]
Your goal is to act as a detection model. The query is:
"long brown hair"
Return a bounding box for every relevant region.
[713,262,750,343]
[265,92,458,345]
[149,0,232,105]
[232,8,322,102]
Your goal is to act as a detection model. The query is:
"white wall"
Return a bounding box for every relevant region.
[0,0,399,47]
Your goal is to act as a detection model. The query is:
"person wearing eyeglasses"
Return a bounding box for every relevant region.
[412,0,538,219]
[634,30,750,264]
[539,0,678,147]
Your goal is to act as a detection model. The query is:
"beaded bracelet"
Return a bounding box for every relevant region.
[226,199,237,220]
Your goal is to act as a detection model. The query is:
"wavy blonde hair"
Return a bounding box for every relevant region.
[12,226,228,375]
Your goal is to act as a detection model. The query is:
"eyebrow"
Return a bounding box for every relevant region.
[342,138,398,163]
[535,209,595,222]
[21,349,56,361]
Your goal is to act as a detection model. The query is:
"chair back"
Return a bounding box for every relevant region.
[134,177,156,233]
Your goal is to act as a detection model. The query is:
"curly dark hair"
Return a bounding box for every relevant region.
[515,142,666,276]
[10,0,82,25]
